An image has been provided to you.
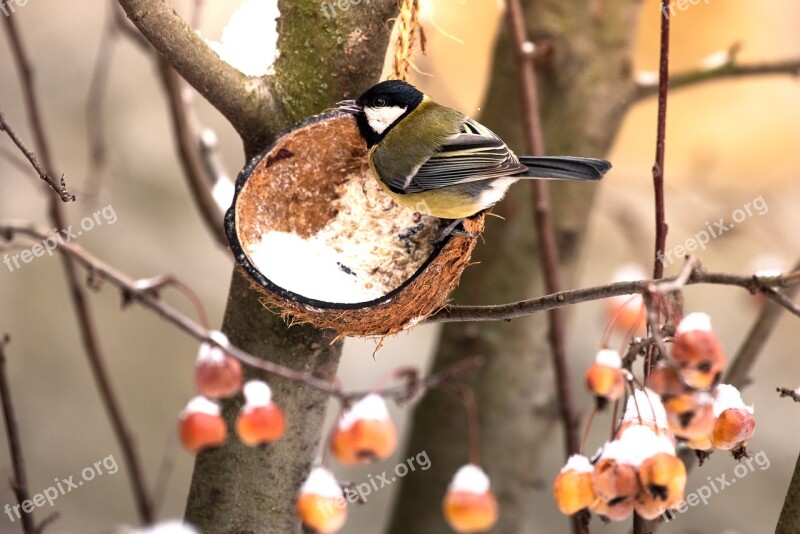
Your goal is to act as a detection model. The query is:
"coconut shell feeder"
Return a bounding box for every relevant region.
[224,111,484,337]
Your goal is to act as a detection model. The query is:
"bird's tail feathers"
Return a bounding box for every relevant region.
[518,156,611,181]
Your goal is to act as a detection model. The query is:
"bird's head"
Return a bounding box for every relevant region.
[337,80,424,148]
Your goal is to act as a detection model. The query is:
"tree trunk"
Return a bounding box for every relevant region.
[388,1,641,532]
[180,0,400,531]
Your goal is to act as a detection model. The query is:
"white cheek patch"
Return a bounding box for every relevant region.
[364,105,407,135]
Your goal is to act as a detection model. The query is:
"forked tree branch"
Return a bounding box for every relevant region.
[115,0,283,145]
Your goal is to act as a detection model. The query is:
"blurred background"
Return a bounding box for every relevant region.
[0,0,798,532]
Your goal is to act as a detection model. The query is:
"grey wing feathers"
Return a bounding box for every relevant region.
[387,118,527,194]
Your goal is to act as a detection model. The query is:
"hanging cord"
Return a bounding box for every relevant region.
[389,0,423,81]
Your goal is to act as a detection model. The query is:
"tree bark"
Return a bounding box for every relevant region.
[388,1,641,532]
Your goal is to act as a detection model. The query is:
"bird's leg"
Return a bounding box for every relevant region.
[432,218,475,243]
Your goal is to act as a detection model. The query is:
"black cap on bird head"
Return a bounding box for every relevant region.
[347,80,424,148]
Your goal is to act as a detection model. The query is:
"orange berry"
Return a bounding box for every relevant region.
[296,467,347,534]
[711,408,755,450]
[635,453,686,520]
[236,380,285,446]
[194,343,243,399]
[330,394,396,465]
[178,397,227,453]
[664,392,715,441]
[442,465,498,533]
[671,313,726,389]
[710,384,756,450]
[585,350,627,405]
[592,458,640,505]
[553,455,596,515]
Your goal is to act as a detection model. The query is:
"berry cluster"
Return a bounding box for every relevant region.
[649,313,755,456]
[295,394,498,533]
[178,341,286,452]
[556,312,756,523]
[177,342,496,533]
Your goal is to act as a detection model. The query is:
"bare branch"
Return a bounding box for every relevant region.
[650,0,671,285]
[0,336,37,534]
[503,13,582,534]
[0,107,74,202]
[428,260,800,324]
[157,59,227,246]
[633,47,800,102]
[777,388,800,403]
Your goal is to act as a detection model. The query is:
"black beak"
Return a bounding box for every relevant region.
[336,99,362,115]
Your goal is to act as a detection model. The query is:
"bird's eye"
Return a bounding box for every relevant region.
[374,97,387,107]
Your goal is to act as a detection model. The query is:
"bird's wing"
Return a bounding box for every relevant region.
[385,117,527,194]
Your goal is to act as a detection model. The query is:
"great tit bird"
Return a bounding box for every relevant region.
[338,80,611,238]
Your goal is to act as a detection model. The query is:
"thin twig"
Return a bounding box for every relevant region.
[762,288,800,317]
[2,16,154,524]
[633,53,800,101]
[504,0,579,452]
[651,0,671,284]
[504,2,582,531]
[0,107,73,202]
[777,388,800,403]
[0,336,37,534]
[157,59,227,246]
